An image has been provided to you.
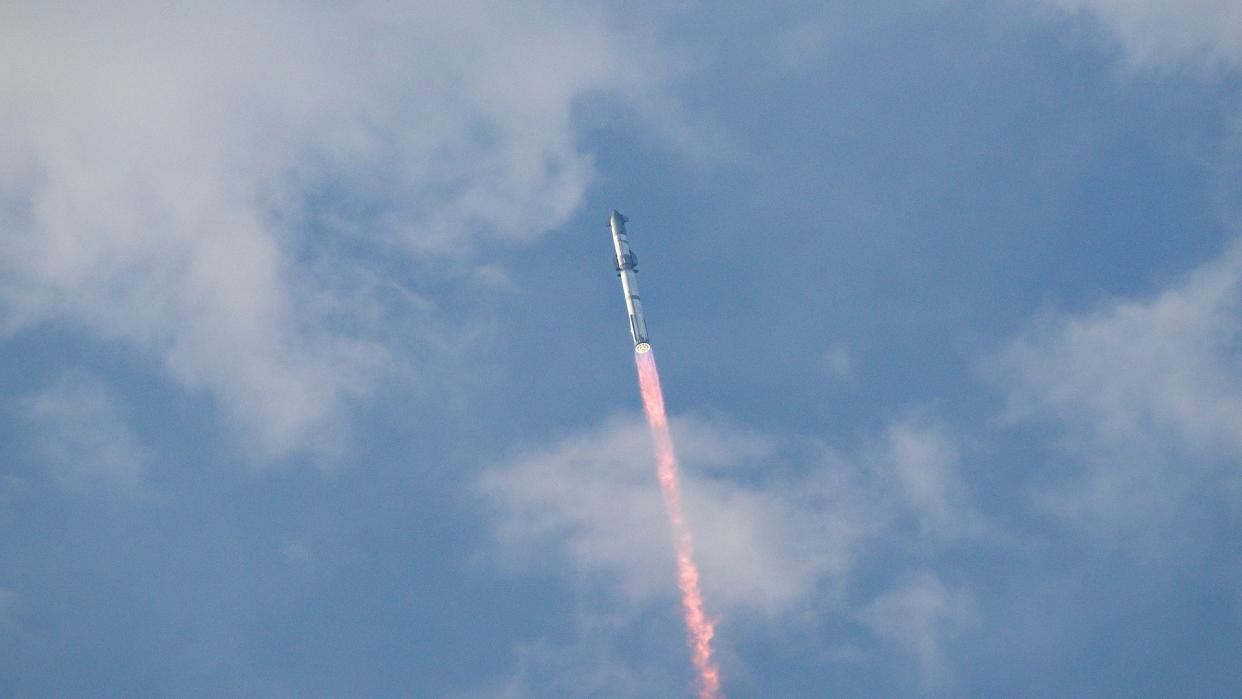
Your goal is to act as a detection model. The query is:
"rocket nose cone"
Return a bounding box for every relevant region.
[610,209,627,226]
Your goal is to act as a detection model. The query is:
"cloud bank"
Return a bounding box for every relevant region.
[479,411,984,686]
[994,241,1242,536]
[0,2,654,459]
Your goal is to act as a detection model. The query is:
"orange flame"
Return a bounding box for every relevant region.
[636,350,723,699]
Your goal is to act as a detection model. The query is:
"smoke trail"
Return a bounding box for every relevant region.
[635,350,723,699]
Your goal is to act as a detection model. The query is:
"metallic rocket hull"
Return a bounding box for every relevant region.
[609,210,651,353]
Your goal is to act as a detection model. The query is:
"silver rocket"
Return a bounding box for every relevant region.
[609,210,651,353]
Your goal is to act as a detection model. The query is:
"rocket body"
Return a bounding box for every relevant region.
[609,210,651,354]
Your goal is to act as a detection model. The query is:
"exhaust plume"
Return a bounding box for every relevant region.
[635,350,723,699]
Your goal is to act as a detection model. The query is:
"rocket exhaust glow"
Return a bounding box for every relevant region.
[611,210,723,698]
[637,351,723,699]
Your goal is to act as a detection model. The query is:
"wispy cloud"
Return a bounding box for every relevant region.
[857,569,977,690]
[992,241,1242,536]
[880,417,987,543]
[19,372,145,492]
[821,344,854,382]
[1041,0,1242,72]
[478,409,986,687]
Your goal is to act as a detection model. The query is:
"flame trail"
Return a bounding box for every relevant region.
[635,350,723,699]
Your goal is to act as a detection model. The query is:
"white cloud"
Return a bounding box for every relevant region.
[1042,0,1242,72]
[19,372,145,492]
[479,411,983,619]
[478,411,988,692]
[880,418,987,543]
[0,2,662,459]
[857,570,976,689]
[993,241,1242,532]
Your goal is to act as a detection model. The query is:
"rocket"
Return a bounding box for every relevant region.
[609,210,652,354]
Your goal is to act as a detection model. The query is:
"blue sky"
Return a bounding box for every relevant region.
[3,1,1242,696]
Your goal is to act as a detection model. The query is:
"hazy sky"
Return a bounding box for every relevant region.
[3,2,1242,696]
